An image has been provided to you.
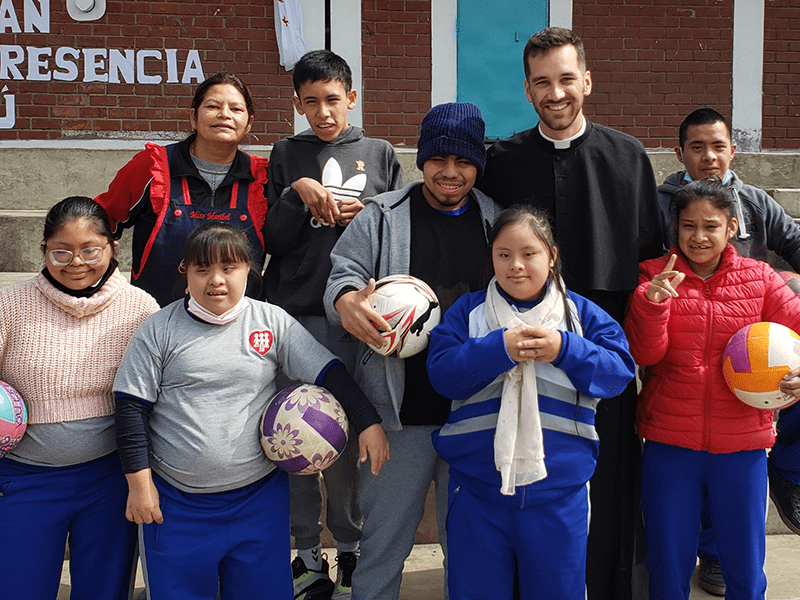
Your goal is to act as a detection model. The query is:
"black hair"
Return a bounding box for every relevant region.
[678,108,732,148]
[191,73,254,118]
[670,179,736,224]
[41,196,115,250]
[488,205,576,332]
[523,27,586,78]
[292,49,353,94]
[184,222,254,267]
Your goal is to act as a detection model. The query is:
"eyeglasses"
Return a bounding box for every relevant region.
[47,244,109,267]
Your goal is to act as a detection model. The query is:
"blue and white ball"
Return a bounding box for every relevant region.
[259,384,348,475]
[0,381,27,458]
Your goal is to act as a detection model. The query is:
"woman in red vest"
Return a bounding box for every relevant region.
[95,73,268,307]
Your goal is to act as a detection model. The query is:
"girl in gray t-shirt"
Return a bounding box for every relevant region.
[114,222,389,600]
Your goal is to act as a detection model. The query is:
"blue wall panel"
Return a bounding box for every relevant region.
[457,1,548,139]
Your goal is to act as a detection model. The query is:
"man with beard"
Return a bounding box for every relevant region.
[478,27,663,600]
[325,102,502,600]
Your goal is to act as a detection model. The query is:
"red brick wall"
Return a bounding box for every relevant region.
[763,0,800,150]
[573,0,734,149]
[361,0,431,147]
[0,0,293,142]
[0,0,431,146]
[3,1,798,150]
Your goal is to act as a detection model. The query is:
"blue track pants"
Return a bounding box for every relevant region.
[0,453,136,600]
[446,476,589,600]
[700,404,800,561]
[770,403,800,485]
[140,470,292,600]
[641,441,767,600]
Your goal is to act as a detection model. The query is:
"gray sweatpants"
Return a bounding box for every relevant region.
[284,316,362,549]
[351,425,449,600]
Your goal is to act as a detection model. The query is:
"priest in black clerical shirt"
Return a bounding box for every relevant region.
[478,27,662,600]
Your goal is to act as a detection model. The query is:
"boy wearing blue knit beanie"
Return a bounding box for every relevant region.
[324,102,503,600]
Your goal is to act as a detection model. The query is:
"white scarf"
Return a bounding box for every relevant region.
[187,293,248,325]
[484,278,565,495]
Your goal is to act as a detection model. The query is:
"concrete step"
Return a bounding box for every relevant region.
[648,151,800,190]
[0,210,132,271]
[1,190,798,269]
[766,189,800,219]
[0,271,35,287]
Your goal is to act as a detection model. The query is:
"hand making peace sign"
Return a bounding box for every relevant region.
[646,254,686,303]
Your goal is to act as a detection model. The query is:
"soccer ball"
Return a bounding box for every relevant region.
[259,384,349,475]
[367,275,441,358]
[0,381,27,457]
[722,322,800,409]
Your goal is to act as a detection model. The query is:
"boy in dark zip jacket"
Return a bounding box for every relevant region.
[262,49,403,600]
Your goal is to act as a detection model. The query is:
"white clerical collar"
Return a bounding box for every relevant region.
[538,117,587,149]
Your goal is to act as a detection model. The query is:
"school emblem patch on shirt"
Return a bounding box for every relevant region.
[249,330,274,355]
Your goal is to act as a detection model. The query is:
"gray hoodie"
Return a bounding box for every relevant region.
[264,126,404,316]
[324,182,503,430]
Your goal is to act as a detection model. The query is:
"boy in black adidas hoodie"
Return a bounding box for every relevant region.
[263,49,403,600]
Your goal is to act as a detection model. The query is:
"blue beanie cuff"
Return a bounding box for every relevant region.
[416,135,486,176]
[416,103,486,176]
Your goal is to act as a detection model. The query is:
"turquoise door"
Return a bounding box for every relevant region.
[457,1,548,139]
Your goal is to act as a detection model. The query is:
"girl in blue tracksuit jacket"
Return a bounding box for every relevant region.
[426,206,635,600]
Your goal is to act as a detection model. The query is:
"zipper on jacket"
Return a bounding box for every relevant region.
[702,281,714,450]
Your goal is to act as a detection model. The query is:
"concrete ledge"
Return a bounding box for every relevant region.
[1,145,799,211]
[0,211,132,271]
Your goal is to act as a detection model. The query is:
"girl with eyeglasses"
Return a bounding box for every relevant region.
[0,196,159,599]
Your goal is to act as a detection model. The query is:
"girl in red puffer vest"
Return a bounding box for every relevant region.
[624,179,800,600]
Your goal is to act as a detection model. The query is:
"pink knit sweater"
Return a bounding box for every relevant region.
[0,270,159,424]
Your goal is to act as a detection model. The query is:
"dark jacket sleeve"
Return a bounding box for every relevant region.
[114,393,153,473]
[385,145,405,192]
[316,361,382,434]
[263,142,311,257]
[755,188,800,271]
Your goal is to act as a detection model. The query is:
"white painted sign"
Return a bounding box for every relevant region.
[0,0,206,130]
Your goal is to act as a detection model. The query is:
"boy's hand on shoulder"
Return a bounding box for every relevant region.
[358,423,390,475]
[292,177,340,227]
[779,367,800,402]
[646,254,685,303]
[337,197,365,226]
[334,279,391,347]
[124,468,163,525]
